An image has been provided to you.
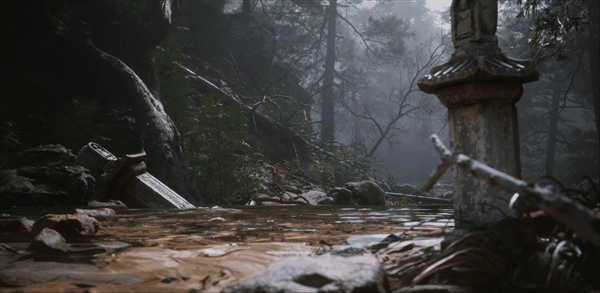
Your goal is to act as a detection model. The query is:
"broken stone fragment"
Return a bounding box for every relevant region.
[209,217,226,222]
[31,214,100,240]
[222,254,390,293]
[28,228,69,253]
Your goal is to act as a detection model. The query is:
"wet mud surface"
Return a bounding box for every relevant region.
[0,205,453,292]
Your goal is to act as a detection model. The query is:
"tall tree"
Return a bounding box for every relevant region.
[320,0,337,146]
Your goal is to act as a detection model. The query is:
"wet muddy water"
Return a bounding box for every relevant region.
[0,205,453,292]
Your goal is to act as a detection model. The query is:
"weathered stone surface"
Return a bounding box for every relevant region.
[316,246,368,257]
[300,190,328,205]
[0,145,95,207]
[418,0,537,230]
[28,228,69,253]
[1,217,35,233]
[74,208,116,217]
[89,199,128,208]
[0,261,141,287]
[31,214,100,239]
[222,254,390,293]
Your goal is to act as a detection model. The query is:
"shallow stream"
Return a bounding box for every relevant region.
[0,205,453,292]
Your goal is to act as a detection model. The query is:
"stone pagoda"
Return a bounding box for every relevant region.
[418,0,538,229]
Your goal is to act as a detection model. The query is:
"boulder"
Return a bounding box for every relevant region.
[321,181,386,206]
[393,184,417,194]
[1,217,35,233]
[28,228,69,253]
[442,191,453,200]
[222,254,390,293]
[320,187,354,205]
[74,208,116,217]
[345,181,386,205]
[89,200,128,208]
[0,145,95,206]
[31,214,100,240]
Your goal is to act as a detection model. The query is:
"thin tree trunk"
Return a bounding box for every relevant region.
[319,0,337,147]
[352,92,362,143]
[242,0,251,13]
[588,0,599,141]
[545,91,560,177]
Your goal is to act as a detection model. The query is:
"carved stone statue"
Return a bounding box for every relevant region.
[456,0,472,39]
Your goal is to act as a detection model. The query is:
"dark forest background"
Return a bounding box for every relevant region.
[1,0,598,205]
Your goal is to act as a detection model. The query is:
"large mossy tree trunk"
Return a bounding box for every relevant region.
[0,1,203,206]
[588,0,600,142]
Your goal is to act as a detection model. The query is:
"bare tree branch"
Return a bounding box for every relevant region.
[422,134,599,247]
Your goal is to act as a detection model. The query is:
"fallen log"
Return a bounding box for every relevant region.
[386,192,452,205]
[422,134,600,247]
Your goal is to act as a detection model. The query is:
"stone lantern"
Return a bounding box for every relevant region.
[418,0,538,229]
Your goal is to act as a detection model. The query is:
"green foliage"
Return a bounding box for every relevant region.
[515,0,590,63]
[156,15,258,206]
[302,142,371,186]
[185,94,259,206]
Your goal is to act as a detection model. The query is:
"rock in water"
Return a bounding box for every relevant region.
[1,217,35,233]
[321,181,386,206]
[74,208,116,217]
[31,214,100,240]
[345,181,386,205]
[0,145,95,206]
[222,254,390,293]
[28,228,69,253]
[392,184,417,195]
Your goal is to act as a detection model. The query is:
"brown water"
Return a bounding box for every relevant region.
[0,205,453,292]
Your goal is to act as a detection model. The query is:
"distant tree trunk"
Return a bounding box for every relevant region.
[588,0,599,142]
[242,0,251,13]
[351,91,362,143]
[320,0,337,147]
[545,91,560,177]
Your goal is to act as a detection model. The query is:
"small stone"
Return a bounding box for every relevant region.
[28,228,69,253]
[211,205,222,209]
[161,274,178,283]
[209,217,226,222]
[31,214,100,240]
[0,214,10,218]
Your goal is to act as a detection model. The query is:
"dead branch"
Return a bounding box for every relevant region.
[422,134,600,247]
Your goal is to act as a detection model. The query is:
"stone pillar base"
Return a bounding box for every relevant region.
[447,99,521,229]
